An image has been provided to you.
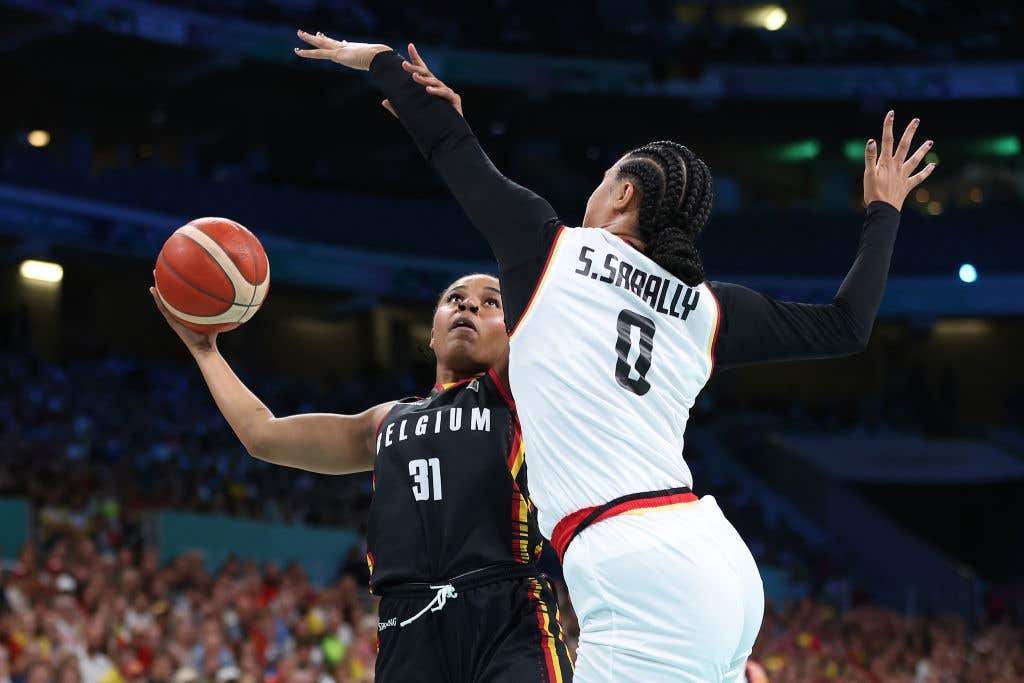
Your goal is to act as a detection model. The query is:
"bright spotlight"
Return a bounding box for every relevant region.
[20,259,63,283]
[763,6,788,31]
[958,264,977,284]
[27,130,51,148]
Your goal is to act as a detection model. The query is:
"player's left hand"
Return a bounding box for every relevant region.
[294,30,391,71]
[863,110,935,211]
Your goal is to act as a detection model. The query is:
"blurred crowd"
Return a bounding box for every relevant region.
[0,352,417,532]
[1,535,380,683]
[753,600,1024,683]
[1,519,1021,683]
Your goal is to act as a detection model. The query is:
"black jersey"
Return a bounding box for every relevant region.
[366,369,542,593]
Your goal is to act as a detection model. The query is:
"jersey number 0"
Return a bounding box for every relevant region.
[614,309,657,396]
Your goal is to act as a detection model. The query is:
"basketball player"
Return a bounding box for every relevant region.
[295,32,935,683]
[149,276,574,682]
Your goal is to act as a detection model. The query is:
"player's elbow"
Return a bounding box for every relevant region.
[243,422,283,465]
[847,323,873,353]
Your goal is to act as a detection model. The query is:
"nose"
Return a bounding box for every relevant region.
[458,298,480,313]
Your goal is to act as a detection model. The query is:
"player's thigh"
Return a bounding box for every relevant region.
[375,598,447,683]
[475,577,574,683]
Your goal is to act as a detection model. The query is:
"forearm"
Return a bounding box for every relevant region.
[712,201,901,369]
[191,351,378,474]
[193,350,274,456]
[831,200,901,346]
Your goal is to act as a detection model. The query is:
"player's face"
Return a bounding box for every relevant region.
[582,157,646,251]
[430,275,508,375]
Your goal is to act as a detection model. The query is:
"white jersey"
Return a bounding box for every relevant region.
[508,226,720,538]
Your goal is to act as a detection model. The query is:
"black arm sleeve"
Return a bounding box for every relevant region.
[711,201,901,371]
[368,50,561,327]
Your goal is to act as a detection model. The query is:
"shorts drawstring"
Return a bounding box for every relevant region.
[399,584,458,628]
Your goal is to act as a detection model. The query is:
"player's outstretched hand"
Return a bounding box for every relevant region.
[150,284,218,356]
[382,43,464,119]
[863,110,935,211]
[294,30,391,71]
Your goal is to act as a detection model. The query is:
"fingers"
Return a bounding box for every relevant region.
[411,71,445,88]
[880,110,894,159]
[903,139,933,173]
[296,30,346,49]
[408,42,427,68]
[895,117,919,163]
[908,162,936,188]
[293,48,333,60]
[402,60,433,79]
[864,139,877,170]
[381,99,397,118]
[149,285,172,320]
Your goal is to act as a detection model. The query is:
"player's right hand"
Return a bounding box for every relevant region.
[863,110,935,211]
[150,283,218,356]
[382,43,464,119]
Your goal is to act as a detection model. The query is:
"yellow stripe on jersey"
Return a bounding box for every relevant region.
[705,283,722,369]
[621,499,699,517]
[528,578,567,683]
[509,437,526,480]
[514,488,532,563]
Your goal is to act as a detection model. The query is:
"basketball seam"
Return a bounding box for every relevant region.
[195,220,263,286]
[158,252,255,309]
[177,231,258,307]
[239,229,260,323]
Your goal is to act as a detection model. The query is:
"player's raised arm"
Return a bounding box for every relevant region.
[150,287,391,474]
[294,32,560,327]
[711,112,935,370]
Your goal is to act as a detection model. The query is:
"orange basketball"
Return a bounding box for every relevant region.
[154,217,270,334]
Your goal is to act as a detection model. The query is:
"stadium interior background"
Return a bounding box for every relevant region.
[1,0,1022,681]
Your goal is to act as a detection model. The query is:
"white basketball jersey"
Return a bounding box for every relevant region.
[508,227,720,538]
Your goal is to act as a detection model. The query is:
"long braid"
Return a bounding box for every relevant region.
[616,140,712,286]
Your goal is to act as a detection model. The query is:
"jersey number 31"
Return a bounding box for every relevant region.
[615,309,656,396]
[410,458,443,501]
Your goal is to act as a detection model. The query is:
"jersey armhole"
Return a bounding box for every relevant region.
[486,368,516,413]
[705,282,723,376]
[508,225,569,339]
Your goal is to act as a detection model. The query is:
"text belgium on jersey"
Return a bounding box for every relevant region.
[376,406,493,454]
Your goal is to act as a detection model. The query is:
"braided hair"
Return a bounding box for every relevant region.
[616,141,713,287]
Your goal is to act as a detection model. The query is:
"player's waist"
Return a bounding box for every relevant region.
[550,486,698,562]
[372,562,541,598]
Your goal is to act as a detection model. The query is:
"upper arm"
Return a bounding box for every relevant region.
[712,281,864,371]
[254,401,395,475]
[431,135,560,271]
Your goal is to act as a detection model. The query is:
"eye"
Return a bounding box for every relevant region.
[447,293,463,303]
[485,298,500,308]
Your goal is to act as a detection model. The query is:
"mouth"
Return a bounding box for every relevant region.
[450,317,478,333]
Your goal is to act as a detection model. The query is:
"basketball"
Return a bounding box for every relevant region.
[154,217,270,334]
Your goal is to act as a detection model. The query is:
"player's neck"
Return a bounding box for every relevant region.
[595,217,645,252]
[434,367,483,388]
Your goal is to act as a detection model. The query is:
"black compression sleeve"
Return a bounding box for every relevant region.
[710,201,901,370]
[368,50,561,327]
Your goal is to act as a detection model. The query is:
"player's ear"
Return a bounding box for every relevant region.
[613,179,637,213]
[428,326,436,350]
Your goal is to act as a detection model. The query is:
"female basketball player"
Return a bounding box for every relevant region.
[295,32,934,683]
[150,275,573,683]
